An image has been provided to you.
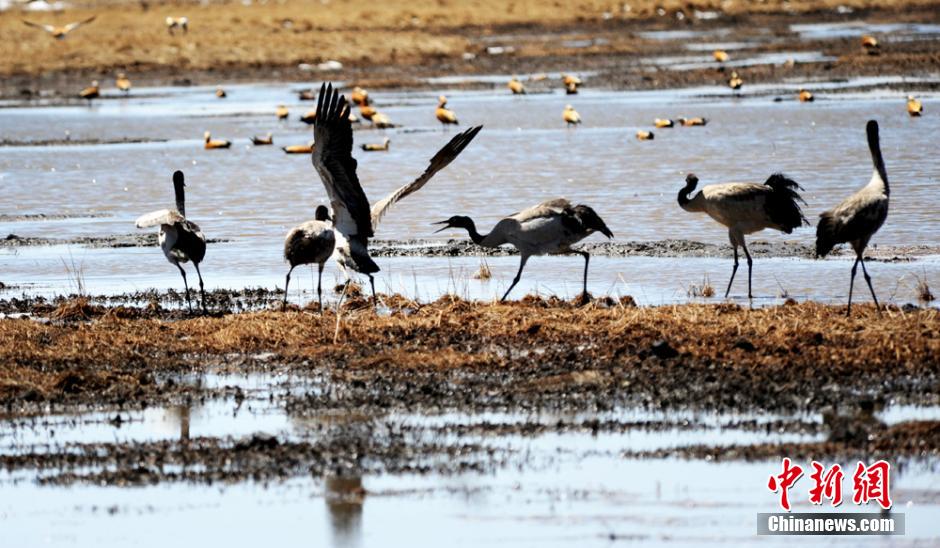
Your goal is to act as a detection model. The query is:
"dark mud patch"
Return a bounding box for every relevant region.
[0,137,168,147]
[2,232,229,248]
[625,420,940,462]
[0,212,109,222]
[371,238,940,260]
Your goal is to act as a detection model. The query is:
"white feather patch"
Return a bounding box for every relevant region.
[135,209,183,228]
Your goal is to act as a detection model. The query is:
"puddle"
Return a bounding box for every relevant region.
[642,51,837,71]
[791,21,940,41]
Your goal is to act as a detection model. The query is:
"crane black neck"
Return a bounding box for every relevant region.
[173,171,186,216]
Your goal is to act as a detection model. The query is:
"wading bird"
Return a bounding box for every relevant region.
[311,83,481,300]
[283,205,335,309]
[166,16,188,34]
[135,170,207,312]
[79,80,99,102]
[562,74,582,89]
[204,131,231,149]
[799,88,814,102]
[816,120,889,315]
[907,95,923,117]
[276,104,289,120]
[636,130,654,140]
[861,35,880,55]
[22,15,96,39]
[371,111,394,129]
[654,118,674,128]
[283,141,314,154]
[563,104,581,126]
[678,117,707,127]
[116,73,131,94]
[434,199,613,301]
[361,137,390,152]
[435,96,459,128]
[350,86,369,106]
[678,172,807,299]
[251,132,273,145]
[508,77,526,95]
[215,86,226,98]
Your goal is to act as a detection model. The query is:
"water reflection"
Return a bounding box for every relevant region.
[325,474,365,548]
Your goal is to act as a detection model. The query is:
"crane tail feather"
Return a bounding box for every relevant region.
[815,211,838,258]
[763,173,808,233]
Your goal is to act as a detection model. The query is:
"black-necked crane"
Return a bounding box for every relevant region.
[251,132,273,145]
[861,35,880,55]
[204,131,231,149]
[283,205,335,309]
[636,130,654,141]
[135,170,207,312]
[361,137,390,152]
[563,104,581,126]
[311,83,481,301]
[166,16,189,34]
[798,88,814,102]
[22,16,96,39]
[283,141,315,154]
[654,118,674,128]
[815,120,889,315]
[907,95,923,117]
[79,80,99,102]
[434,199,613,301]
[276,104,289,120]
[508,77,526,95]
[116,73,131,94]
[435,96,458,128]
[215,86,226,98]
[678,172,807,299]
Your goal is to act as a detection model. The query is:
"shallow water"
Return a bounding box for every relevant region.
[1,373,939,547]
[2,81,939,305]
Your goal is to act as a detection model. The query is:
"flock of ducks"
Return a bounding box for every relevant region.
[135,82,901,315]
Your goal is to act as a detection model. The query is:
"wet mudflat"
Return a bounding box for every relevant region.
[3,8,940,546]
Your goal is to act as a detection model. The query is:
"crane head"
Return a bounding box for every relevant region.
[684,173,699,189]
[432,216,473,234]
[173,170,185,187]
[314,205,331,222]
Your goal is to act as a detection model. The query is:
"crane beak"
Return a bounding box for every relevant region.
[432,220,451,234]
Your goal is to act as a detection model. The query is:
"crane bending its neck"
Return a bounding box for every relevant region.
[677,174,705,212]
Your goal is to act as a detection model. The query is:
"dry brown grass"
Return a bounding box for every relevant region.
[3,0,937,78]
[0,299,937,409]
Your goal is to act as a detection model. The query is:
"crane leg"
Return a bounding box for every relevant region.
[858,253,881,314]
[724,245,739,299]
[368,274,376,304]
[283,265,296,307]
[741,241,754,299]
[847,256,860,316]
[317,263,325,312]
[193,262,207,314]
[501,255,529,302]
[175,263,192,312]
[578,251,590,296]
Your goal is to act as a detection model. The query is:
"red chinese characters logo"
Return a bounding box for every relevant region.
[767,459,891,511]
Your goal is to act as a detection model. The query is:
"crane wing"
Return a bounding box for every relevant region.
[510,198,572,222]
[370,124,482,230]
[311,83,373,240]
[135,209,184,228]
[64,15,96,32]
[22,20,55,33]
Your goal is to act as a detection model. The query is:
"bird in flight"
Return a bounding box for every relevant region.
[22,15,96,40]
